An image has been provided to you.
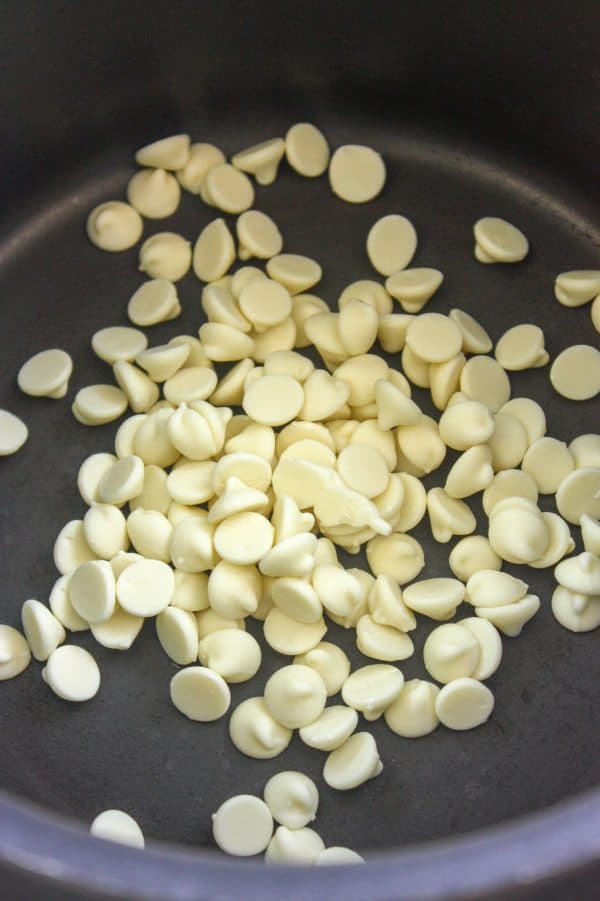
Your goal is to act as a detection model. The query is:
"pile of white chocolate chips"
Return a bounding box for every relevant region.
[1,125,600,862]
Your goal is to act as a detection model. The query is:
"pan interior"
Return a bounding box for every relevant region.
[0,110,598,855]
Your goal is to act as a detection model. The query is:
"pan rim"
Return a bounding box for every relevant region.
[0,784,599,899]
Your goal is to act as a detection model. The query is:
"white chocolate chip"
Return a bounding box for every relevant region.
[156,606,198,665]
[21,600,66,661]
[163,367,217,406]
[439,400,494,451]
[299,705,358,751]
[263,608,326,655]
[213,512,274,565]
[366,215,417,277]
[500,397,546,446]
[267,254,322,295]
[264,664,327,729]
[192,218,236,283]
[90,810,144,849]
[581,515,600,556]
[69,560,116,625]
[384,679,440,738]
[128,508,172,561]
[136,342,189,383]
[338,279,392,315]
[465,570,527,607]
[482,468,539,517]
[197,609,245,639]
[237,210,283,260]
[475,594,540,637]
[569,434,600,469]
[473,217,528,263]
[92,325,148,366]
[90,606,143,651]
[116,559,174,617]
[552,586,600,633]
[423,623,480,683]
[323,732,383,790]
[460,355,511,412]
[127,168,180,218]
[435,678,494,730]
[554,270,600,307]
[136,134,190,170]
[338,299,379,356]
[550,345,600,400]
[0,625,31,680]
[72,385,128,426]
[448,536,501,582]
[396,415,446,475]
[263,771,319,829]
[328,145,386,204]
[127,279,179,327]
[488,499,549,564]
[49,574,88,632]
[555,468,600,524]
[426,488,476,544]
[207,476,268,523]
[292,643,349,695]
[229,696,292,759]
[43,645,100,702]
[265,826,325,864]
[341,664,404,721]
[529,512,574,568]
[366,533,425,583]
[271,577,322,624]
[337,444,389,499]
[113,362,159,413]
[555,552,600,595]
[405,313,462,364]
[355,614,414,662]
[285,123,330,177]
[488,413,528,471]
[242,374,303,427]
[170,571,209,613]
[176,143,225,193]
[316,847,365,865]
[494,324,547,370]
[198,629,261,683]
[0,409,28,455]
[385,268,443,311]
[170,665,230,721]
[204,163,254,214]
[521,437,574,494]
[18,349,72,398]
[212,795,273,857]
[592,296,600,333]
[445,445,494,498]
[199,323,255,362]
[401,345,430,388]
[139,232,191,281]
[170,516,215,573]
[460,617,503,680]
[449,309,493,354]
[87,201,143,252]
[403,578,465,621]
[53,519,97,574]
[232,137,285,186]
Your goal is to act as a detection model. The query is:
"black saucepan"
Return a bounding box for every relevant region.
[0,1,599,898]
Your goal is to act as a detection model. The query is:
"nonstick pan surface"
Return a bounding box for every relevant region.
[0,2,599,899]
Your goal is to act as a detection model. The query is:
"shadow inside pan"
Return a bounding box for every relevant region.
[0,109,598,860]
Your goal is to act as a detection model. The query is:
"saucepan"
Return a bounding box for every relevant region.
[0,1,598,898]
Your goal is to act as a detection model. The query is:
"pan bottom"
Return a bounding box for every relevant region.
[0,110,598,859]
